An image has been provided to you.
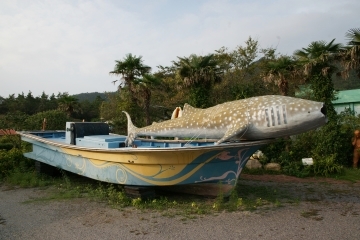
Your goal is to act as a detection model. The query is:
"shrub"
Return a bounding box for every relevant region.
[260,110,360,176]
[0,143,13,150]
[0,111,28,130]
[313,154,343,177]
[0,148,33,180]
[24,110,69,130]
[260,138,288,163]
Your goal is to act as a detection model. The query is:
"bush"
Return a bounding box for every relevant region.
[0,111,28,130]
[313,154,343,177]
[0,148,34,180]
[260,109,360,176]
[260,138,288,163]
[24,110,69,130]
[0,143,13,151]
[0,134,22,149]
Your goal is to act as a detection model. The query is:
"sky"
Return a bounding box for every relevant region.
[0,0,359,98]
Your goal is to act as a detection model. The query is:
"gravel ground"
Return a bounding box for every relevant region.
[1,176,360,240]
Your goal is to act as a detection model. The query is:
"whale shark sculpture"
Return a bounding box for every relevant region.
[123,95,327,145]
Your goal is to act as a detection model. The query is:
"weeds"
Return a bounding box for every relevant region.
[329,168,360,182]
[5,170,54,188]
[3,168,296,217]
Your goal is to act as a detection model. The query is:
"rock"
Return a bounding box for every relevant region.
[264,163,281,171]
[252,150,264,159]
[245,159,262,169]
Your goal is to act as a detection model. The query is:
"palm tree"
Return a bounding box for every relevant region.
[57,93,81,117]
[110,54,151,125]
[294,39,342,72]
[110,53,151,104]
[174,54,222,108]
[134,74,162,125]
[294,39,343,119]
[346,28,360,46]
[262,56,300,96]
[341,28,360,78]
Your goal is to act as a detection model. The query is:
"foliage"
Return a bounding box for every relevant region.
[72,92,108,102]
[0,91,103,129]
[174,54,222,108]
[100,92,135,134]
[0,111,28,130]
[261,110,360,177]
[110,53,151,124]
[110,53,151,89]
[0,143,13,151]
[0,148,34,180]
[74,95,105,122]
[57,93,81,118]
[262,55,301,96]
[341,28,360,79]
[0,134,22,149]
[260,138,288,163]
[0,92,57,115]
[24,110,69,130]
[134,74,162,125]
[294,39,343,120]
[312,154,343,177]
[330,167,360,182]
[5,169,54,187]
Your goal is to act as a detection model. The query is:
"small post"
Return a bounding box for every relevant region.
[42,118,47,131]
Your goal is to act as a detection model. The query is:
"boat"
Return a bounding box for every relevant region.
[19,95,327,197]
[19,122,272,197]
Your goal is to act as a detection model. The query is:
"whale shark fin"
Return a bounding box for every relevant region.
[215,122,249,145]
[183,103,203,116]
[122,111,138,146]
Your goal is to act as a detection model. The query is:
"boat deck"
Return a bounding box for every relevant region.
[26,131,221,149]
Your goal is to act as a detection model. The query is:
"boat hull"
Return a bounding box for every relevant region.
[20,132,272,196]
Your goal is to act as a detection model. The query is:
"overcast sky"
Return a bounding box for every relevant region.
[1,0,359,98]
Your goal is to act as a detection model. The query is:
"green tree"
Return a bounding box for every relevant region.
[109,54,151,124]
[25,91,39,115]
[262,56,301,96]
[110,55,150,97]
[0,111,28,130]
[24,110,68,130]
[341,28,360,78]
[57,93,81,118]
[100,93,129,134]
[212,40,276,103]
[134,74,162,125]
[293,39,349,167]
[294,39,343,119]
[232,36,260,70]
[76,95,105,121]
[174,54,222,108]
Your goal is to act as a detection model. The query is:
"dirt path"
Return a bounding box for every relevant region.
[1,175,360,240]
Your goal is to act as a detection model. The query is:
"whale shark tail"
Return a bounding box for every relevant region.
[122,111,138,146]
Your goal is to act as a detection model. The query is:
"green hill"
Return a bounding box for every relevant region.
[72,92,110,102]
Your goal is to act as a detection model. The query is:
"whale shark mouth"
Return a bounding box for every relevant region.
[321,104,327,116]
[321,104,328,123]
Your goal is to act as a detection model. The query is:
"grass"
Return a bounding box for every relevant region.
[329,168,360,182]
[3,166,360,218]
[5,169,57,188]
[1,169,293,217]
[244,166,360,182]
